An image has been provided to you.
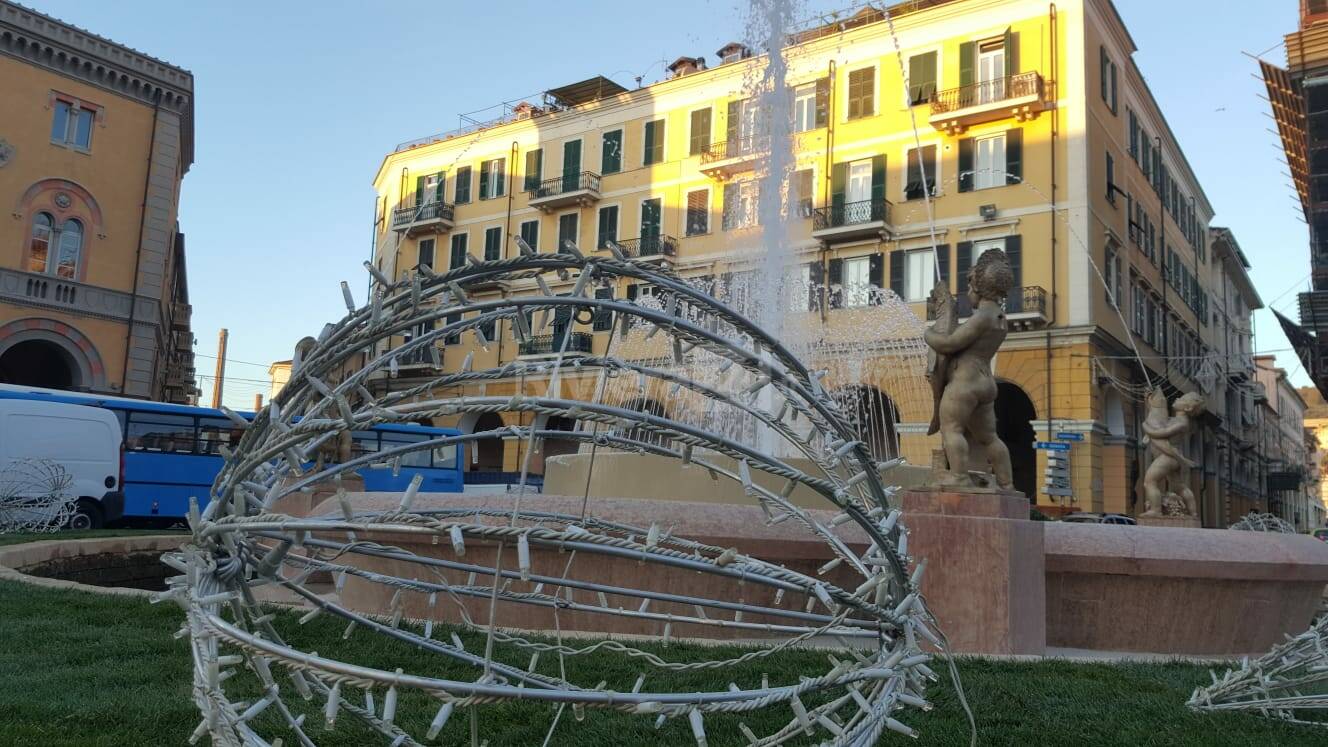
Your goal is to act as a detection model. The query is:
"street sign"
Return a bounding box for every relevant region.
[1034,441,1070,451]
[1056,432,1083,442]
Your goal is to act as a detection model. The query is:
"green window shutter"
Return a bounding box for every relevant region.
[870,154,886,205]
[455,167,471,203]
[520,220,539,252]
[495,159,506,197]
[644,120,664,165]
[722,182,739,230]
[479,163,490,200]
[1110,63,1118,114]
[1100,47,1109,102]
[434,173,445,202]
[830,162,847,214]
[956,242,973,295]
[909,52,937,104]
[888,251,904,297]
[484,227,502,261]
[958,138,974,192]
[690,109,711,155]
[450,233,467,269]
[814,78,830,127]
[868,253,884,305]
[1005,235,1023,288]
[524,149,543,192]
[727,100,741,146]
[959,42,976,88]
[641,199,661,238]
[828,258,844,309]
[602,130,622,174]
[415,175,426,206]
[1004,28,1018,77]
[597,205,618,249]
[563,140,581,178]
[1006,129,1023,184]
[808,261,824,311]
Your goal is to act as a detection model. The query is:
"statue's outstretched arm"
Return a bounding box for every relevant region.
[925,315,987,354]
[1141,418,1188,440]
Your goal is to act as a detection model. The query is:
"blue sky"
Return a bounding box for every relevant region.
[25,0,1309,409]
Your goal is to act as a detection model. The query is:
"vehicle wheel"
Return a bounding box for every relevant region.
[67,499,104,531]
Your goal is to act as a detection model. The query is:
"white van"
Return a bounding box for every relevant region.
[0,398,124,529]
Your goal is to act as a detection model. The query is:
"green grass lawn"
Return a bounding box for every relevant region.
[0,533,1322,745]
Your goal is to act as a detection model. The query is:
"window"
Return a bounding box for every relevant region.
[126,412,196,453]
[722,181,758,230]
[903,249,935,302]
[788,264,812,313]
[846,67,875,119]
[793,169,814,217]
[1105,151,1116,205]
[380,431,433,468]
[454,166,472,203]
[1105,245,1123,307]
[27,212,53,274]
[519,220,539,253]
[643,119,665,165]
[793,83,817,132]
[905,145,937,200]
[52,220,81,281]
[602,129,623,174]
[1100,47,1118,115]
[689,109,712,156]
[685,189,709,236]
[640,198,662,244]
[974,133,1006,190]
[558,212,579,250]
[907,52,938,105]
[418,238,435,271]
[479,158,505,199]
[417,172,444,205]
[977,39,1007,103]
[597,205,619,249]
[524,149,543,191]
[198,417,242,456]
[1128,109,1139,161]
[449,233,468,269]
[843,256,872,308]
[483,226,502,261]
[51,98,95,150]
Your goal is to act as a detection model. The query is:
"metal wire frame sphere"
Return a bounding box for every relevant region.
[170,245,943,746]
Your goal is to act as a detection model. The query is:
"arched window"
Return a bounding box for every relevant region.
[27,212,53,273]
[55,219,82,279]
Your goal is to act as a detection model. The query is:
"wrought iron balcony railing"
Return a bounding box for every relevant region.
[699,135,770,164]
[519,332,593,356]
[395,345,440,367]
[811,199,890,231]
[617,235,678,258]
[392,200,455,228]
[930,72,1044,115]
[528,171,601,199]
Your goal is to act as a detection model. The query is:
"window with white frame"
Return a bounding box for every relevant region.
[843,256,872,308]
[973,133,1006,190]
[1104,245,1123,308]
[903,249,935,302]
[722,180,759,230]
[51,96,96,150]
[793,83,817,133]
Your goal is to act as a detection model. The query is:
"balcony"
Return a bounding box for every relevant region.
[698,135,768,178]
[393,345,442,372]
[926,286,1049,329]
[527,171,601,211]
[519,332,593,357]
[810,199,892,243]
[392,200,455,237]
[615,235,678,262]
[929,72,1047,136]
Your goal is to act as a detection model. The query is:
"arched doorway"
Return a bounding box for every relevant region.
[834,385,900,461]
[0,339,80,389]
[541,416,580,461]
[471,412,506,472]
[994,381,1037,499]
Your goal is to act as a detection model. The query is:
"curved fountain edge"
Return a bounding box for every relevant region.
[0,534,185,598]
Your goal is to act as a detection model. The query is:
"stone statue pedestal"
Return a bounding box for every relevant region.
[272,474,365,518]
[1135,513,1202,529]
[899,487,1046,655]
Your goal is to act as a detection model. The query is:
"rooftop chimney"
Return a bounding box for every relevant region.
[667,55,706,78]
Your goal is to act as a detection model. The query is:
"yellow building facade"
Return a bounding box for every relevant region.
[368,0,1256,524]
[0,1,196,403]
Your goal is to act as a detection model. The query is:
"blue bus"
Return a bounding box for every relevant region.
[0,384,463,526]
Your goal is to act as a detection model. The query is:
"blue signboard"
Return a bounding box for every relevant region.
[1056,432,1084,442]
[1035,441,1070,451]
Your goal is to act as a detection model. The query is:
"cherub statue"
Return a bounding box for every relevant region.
[1140,388,1205,516]
[923,248,1015,490]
